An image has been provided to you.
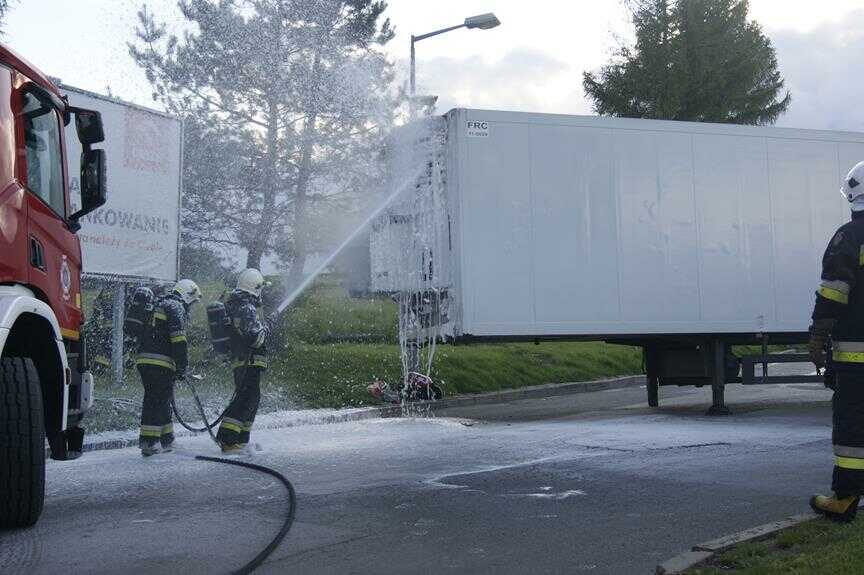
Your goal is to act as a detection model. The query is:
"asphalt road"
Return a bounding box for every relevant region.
[1,380,835,575]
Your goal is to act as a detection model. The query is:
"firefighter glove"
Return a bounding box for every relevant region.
[808,318,836,369]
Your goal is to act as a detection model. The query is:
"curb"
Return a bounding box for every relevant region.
[73,374,646,454]
[655,512,819,574]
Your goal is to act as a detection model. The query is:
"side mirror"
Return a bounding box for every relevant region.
[69,149,107,229]
[70,107,105,145]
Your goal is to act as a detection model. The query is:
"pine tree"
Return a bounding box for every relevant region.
[583,0,790,125]
[130,0,395,276]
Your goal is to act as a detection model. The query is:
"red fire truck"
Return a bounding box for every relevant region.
[0,44,106,527]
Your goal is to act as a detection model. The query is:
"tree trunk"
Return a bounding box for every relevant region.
[287,111,317,286]
[246,244,263,270]
[287,52,323,287]
[245,99,281,272]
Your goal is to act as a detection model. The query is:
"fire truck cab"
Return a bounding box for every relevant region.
[0,44,106,528]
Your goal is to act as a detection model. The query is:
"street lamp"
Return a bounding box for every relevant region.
[409,12,501,97]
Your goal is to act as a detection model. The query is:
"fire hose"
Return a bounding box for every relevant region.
[172,370,296,575]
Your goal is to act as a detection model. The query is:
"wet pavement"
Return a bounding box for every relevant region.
[2,379,834,574]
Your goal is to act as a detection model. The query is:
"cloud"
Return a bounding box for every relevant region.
[770,11,864,131]
[411,48,590,116]
[403,15,864,134]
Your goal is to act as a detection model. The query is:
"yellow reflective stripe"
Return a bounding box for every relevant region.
[153,311,168,321]
[220,421,242,433]
[834,352,864,363]
[140,426,161,438]
[232,358,268,369]
[161,424,174,434]
[135,358,176,370]
[60,328,80,341]
[859,245,864,266]
[818,286,849,304]
[170,335,187,343]
[836,456,864,470]
[242,422,254,431]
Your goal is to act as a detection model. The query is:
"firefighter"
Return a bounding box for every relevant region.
[216,268,270,454]
[809,160,864,522]
[135,279,201,456]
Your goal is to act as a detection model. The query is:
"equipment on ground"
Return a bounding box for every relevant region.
[367,372,443,404]
[124,286,156,340]
[0,44,108,527]
[372,109,864,412]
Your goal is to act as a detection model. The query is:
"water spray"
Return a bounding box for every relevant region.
[274,168,424,316]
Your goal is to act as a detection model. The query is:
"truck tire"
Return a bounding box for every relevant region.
[0,357,45,528]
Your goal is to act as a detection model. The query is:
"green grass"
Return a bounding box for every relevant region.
[82,277,643,433]
[688,519,864,575]
[271,340,641,408]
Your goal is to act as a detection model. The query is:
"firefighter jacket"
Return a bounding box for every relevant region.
[135,293,189,374]
[225,290,268,370]
[812,211,864,365]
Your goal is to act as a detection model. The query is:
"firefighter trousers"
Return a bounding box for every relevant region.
[832,366,864,497]
[138,365,175,448]
[216,365,263,445]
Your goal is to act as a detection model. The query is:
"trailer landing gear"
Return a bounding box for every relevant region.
[707,341,731,416]
[647,375,659,408]
[707,385,731,416]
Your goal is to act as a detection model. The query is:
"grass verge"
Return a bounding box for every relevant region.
[687,517,864,575]
[86,340,641,434]
[81,277,642,434]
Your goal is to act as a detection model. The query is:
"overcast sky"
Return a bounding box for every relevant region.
[5,0,864,131]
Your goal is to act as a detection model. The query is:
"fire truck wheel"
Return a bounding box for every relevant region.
[0,357,45,528]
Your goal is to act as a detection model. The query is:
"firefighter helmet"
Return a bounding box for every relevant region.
[841,161,864,206]
[172,279,202,306]
[237,268,268,298]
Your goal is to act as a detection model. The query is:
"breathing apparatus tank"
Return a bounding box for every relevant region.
[207,301,231,355]
[124,286,155,340]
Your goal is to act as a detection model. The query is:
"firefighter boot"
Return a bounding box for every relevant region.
[220,442,246,455]
[141,442,162,457]
[810,493,860,523]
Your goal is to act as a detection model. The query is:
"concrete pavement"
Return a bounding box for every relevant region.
[1,381,834,574]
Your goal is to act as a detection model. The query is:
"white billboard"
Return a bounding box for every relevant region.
[63,86,182,282]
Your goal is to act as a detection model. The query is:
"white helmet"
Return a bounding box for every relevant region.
[237,268,268,298]
[841,161,864,205]
[172,279,202,306]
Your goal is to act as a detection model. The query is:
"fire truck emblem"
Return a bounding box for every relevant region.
[60,256,71,301]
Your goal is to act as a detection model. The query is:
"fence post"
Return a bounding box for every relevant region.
[111,283,125,386]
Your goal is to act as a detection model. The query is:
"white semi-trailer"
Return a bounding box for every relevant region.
[372,109,864,411]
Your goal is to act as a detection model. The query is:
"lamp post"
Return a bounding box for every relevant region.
[409,12,501,103]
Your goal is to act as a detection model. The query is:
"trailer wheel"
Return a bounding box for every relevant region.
[647,376,659,408]
[0,357,45,528]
